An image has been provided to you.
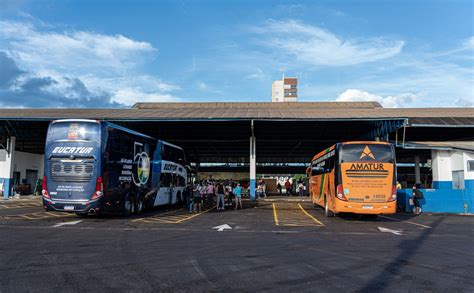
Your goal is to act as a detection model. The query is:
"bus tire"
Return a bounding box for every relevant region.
[176,191,182,207]
[135,195,144,215]
[324,196,334,218]
[122,194,133,217]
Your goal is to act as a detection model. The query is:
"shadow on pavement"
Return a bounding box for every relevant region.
[356,216,446,292]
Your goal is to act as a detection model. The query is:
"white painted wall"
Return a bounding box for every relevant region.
[12,151,44,182]
[0,137,15,179]
[451,152,464,171]
[432,149,474,182]
[432,150,452,182]
[463,151,474,181]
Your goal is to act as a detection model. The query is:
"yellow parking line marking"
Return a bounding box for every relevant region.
[175,207,215,223]
[46,212,63,217]
[0,205,12,209]
[379,215,432,229]
[272,203,280,226]
[298,204,324,226]
[20,215,36,220]
[131,208,186,222]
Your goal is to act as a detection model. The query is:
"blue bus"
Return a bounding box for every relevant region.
[42,119,187,216]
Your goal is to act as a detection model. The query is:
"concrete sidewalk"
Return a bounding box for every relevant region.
[2,194,40,202]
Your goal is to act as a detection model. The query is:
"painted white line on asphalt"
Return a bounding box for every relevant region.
[52,220,83,228]
[213,224,232,231]
[379,215,432,229]
[378,226,403,235]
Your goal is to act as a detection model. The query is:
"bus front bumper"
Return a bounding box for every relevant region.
[42,197,101,213]
[335,200,396,214]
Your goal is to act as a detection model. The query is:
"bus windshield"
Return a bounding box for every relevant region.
[47,122,100,143]
[340,144,394,163]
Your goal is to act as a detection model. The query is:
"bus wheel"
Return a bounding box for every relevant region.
[324,197,334,218]
[176,191,182,207]
[122,194,133,217]
[135,196,144,215]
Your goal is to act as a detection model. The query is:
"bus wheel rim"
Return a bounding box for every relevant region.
[125,200,131,212]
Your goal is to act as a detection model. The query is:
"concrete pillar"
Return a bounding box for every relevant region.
[249,135,256,201]
[0,137,16,199]
[414,155,421,185]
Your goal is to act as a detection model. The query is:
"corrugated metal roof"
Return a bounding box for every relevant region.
[132,102,383,109]
[0,103,472,123]
[401,141,474,151]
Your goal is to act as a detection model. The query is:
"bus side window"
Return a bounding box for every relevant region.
[178,176,185,187]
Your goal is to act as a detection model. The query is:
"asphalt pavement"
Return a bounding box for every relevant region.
[0,196,473,292]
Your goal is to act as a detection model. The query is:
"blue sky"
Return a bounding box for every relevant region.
[0,0,472,108]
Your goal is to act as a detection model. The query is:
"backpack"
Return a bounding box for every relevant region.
[414,189,424,199]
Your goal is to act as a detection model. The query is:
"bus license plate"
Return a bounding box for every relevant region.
[64,205,75,211]
[362,205,373,209]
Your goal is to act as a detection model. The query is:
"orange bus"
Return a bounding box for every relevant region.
[307,141,397,217]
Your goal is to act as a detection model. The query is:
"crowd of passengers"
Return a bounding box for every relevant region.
[185,177,308,212]
[186,178,272,212]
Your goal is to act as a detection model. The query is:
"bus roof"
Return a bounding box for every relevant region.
[159,140,184,151]
[311,141,392,161]
[51,119,156,141]
[52,119,100,124]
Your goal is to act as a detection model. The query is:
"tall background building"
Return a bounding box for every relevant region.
[272,74,298,102]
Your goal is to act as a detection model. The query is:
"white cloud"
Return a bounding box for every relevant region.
[196,81,208,90]
[0,19,181,107]
[337,89,417,108]
[462,36,474,50]
[252,19,404,66]
[112,88,179,105]
[0,20,155,74]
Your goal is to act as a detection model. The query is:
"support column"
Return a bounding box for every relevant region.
[1,137,15,199]
[249,121,256,201]
[414,155,421,185]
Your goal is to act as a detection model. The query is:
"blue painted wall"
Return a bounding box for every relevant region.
[249,178,256,200]
[1,178,12,199]
[432,181,452,189]
[397,186,473,214]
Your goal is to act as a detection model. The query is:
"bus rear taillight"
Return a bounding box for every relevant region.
[91,176,104,200]
[389,185,397,202]
[336,184,347,201]
[42,176,50,199]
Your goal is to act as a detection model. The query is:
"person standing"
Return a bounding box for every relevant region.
[285,180,291,196]
[298,181,304,197]
[192,182,202,213]
[234,183,243,210]
[205,181,215,207]
[225,181,234,206]
[216,181,226,211]
[277,182,282,195]
[261,180,267,198]
[412,184,424,215]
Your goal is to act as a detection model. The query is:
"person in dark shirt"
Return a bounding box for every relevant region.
[412,184,424,215]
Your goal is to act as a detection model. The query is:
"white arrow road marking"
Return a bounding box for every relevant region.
[378,226,403,235]
[52,220,83,228]
[212,224,232,232]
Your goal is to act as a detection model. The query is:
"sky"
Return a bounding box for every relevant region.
[0,0,473,108]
